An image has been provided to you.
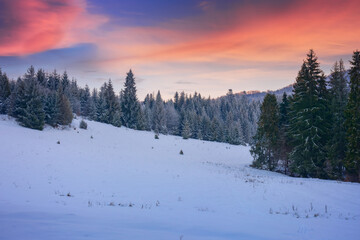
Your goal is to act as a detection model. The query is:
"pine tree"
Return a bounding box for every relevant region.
[344,50,360,182]
[80,85,92,117]
[36,68,47,87]
[44,90,57,126]
[121,70,141,129]
[0,69,11,114]
[288,50,328,178]
[153,91,167,134]
[278,92,291,173]
[55,83,73,125]
[104,80,120,125]
[15,66,45,130]
[250,93,280,171]
[181,115,191,139]
[327,60,348,179]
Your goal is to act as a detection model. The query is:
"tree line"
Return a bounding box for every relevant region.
[251,50,360,182]
[0,67,260,145]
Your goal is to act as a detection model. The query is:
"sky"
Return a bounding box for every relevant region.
[0,0,359,99]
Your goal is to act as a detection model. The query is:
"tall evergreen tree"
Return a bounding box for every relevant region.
[344,50,360,182]
[250,94,280,171]
[0,69,11,114]
[288,50,328,178]
[121,70,141,129]
[55,83,73,126]
[15,66,45,130]
[327,60,348,179]
[278,92,290,173]
[153,91,167,134]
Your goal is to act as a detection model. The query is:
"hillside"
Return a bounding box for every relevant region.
[236,84,294,102]
[0,115,359,240]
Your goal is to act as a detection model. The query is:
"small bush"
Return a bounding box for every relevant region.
[155,134,159,139]
[79,120,87,129]
[180,150,184,155]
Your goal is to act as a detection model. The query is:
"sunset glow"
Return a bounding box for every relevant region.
[0,0,359,99]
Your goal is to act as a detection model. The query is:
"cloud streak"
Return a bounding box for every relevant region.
[0,0,107,56]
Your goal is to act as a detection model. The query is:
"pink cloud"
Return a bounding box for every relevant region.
[0,0,107,56]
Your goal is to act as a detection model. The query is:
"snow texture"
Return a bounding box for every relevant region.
[0,115,359,240]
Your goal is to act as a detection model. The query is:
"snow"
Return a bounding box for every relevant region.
[0,115,359,240]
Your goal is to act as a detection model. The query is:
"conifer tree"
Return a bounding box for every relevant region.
[15,66,45,130]
[0,69,11,114]
[121,70,141,129]
[250,93,279,171]
[44,90,57,126]
[278,92,290,173]
[327,60,348,179]
[344,50,360,182]
[288,50,328,178]
[181,115,191,139]
[153,91,167,134]
[36,68,47,87]
[55,83,73,125]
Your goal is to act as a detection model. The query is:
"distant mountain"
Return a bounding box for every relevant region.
[236,84,294,102]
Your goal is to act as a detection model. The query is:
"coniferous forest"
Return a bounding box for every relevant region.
[0,67,260,145]
[251,50,360,182]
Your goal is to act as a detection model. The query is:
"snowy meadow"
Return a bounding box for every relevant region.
[0,115,359,240]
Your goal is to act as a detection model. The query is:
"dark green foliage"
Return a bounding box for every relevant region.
[44,90,57,126]
[0,69,11,114]
[278,92,291,173]
[181,116,191,139]
[79,120,88,129]
[15,66,45,130]
[121,70,141,129]
[288,50,329,178]
[251,94,280,171]
[326,60,348,179]
[55,85,73,125]
[344,50,360,182]
[153,91,167,134]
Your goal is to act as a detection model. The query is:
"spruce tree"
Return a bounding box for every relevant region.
[288,50,328,178]
[153,91,167,134]
[278,92,290,173]
[327,60,348,179]
[344,50,360,182]
[55,83,73,125]
[250,93,279,171]
[181,115,191,139]
[15,66,45,130]
[0,69,11,114]
[44,90,57,126]
[121,70,141,129]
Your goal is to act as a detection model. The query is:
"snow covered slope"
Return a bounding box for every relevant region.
[0,115,359,240]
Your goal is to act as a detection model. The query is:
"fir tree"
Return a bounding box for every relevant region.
[278,92,291,173]
[36,68,47,87]
[344,50,360,182]
[288,50,328,178]
[181,115,191,139]
[327,60,348,179]
[15,66,45,130]
[55,83,73,125]
[0,69,11,114]
[121,70,141,129]
[44,90,57,126]
[250,94,280,171]
[153,91,167,134]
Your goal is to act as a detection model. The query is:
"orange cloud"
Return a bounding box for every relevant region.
[94,0,359,70]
